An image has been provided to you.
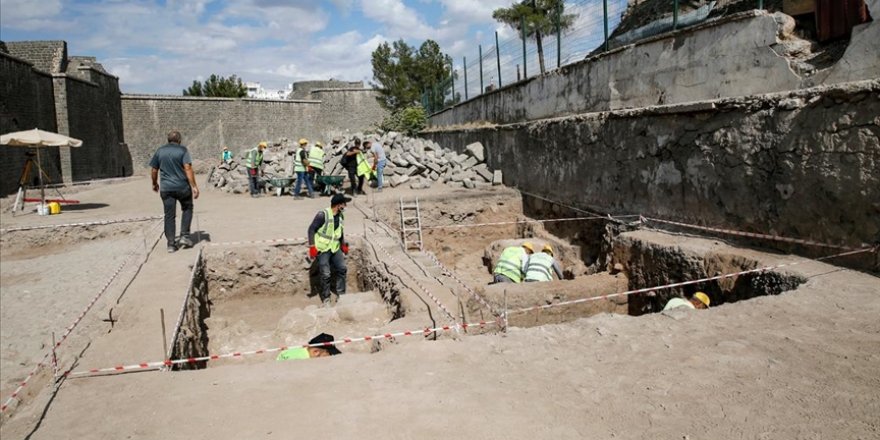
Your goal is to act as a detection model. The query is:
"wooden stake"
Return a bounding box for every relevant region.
[160,308,168,369]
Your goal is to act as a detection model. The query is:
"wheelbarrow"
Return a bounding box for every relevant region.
[315,175,346,196]
[267,176,295,196]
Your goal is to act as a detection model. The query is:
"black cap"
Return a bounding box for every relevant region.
[308,333,341,355]
[331,193,351,206]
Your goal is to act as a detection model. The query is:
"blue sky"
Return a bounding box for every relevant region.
[0,0,622,95]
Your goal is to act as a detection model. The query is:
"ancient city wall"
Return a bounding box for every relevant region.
[422,80,880,249]
[429,11,880,127]
[122,89,385,169]
[0,52,61,195]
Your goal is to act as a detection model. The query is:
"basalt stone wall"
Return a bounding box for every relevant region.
[122,89,387,170]
[0,51,61,196]
[421,80,880,250]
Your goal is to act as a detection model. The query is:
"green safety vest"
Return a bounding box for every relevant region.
[314,207,343,253]
[525,252,555,282]
[308,147,324,170]
[494,246,525,283]
[276,347,310,360]
[244,148,263,169]
[356,151,372,177]
[294,148,307,172]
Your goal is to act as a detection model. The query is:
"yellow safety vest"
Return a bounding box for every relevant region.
[525,252,554,282]
[294,148,307,173]
[356,151,371,177]
[308,147,324,170]
[314,208,343,253]
[494,246,525,283]
[244,148,262,169]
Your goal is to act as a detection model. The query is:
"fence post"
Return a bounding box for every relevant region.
[450,63,456,104]
[603,0,609,51]
[521,15,527,79]
[495,31,502,87]
[556,4,562,68]
[463,56,468,101]
[757,0,764,9]
[673,0,679,30]
[478,45,484,94]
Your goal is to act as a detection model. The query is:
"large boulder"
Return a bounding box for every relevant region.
[465,142,485,162]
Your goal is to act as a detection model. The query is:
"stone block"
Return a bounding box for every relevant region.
[473,164,493,182]
[461,156,479,170]
[492,170,503,185]
[389,174,410,187]
[462,178,476,189]
[465,142,485,162]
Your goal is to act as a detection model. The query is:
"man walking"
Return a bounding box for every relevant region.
[244,141,267,197]
[293,138,315,199]
[150,130,199,253]
[308,194,351,306]
[368,139,386,192]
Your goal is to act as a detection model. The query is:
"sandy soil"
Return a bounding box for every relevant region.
[1,176,878,439]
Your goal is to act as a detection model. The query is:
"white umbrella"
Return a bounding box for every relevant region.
[1,128,83,210]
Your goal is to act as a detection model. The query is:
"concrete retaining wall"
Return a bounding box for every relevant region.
[429,11,880,127]
[422,80,880,249]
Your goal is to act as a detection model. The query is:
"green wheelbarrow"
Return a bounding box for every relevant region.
[267,176,295,196]
[315,175,346,196]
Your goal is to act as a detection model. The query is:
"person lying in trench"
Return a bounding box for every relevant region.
[663,291,710,311]
[276,333,342,360]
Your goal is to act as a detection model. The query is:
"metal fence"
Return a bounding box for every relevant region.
[423,0,769,114]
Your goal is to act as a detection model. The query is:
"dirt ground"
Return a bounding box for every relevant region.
[1,175,879,439]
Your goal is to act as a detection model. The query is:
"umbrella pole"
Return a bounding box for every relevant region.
[37,147,46,208]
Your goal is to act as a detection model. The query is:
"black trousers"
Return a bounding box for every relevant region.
[346,167,364,194]
[160,188,193,246]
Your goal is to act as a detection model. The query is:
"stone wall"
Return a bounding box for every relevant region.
[0,52,61,195]
[4,41,67,75]
[122,89,386,169]
[429,11,880,127]
[421,80,880,249]
[289,80,363,99]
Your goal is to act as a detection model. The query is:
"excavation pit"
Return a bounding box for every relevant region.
[377,189,809,327]
[170,240,401,369]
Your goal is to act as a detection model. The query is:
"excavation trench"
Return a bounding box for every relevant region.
[378,189,807,327]
[169,239,403,370]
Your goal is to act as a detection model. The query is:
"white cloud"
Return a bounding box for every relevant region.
[0,0,69,30]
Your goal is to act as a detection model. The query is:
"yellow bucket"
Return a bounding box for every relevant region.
[47,202,61,215]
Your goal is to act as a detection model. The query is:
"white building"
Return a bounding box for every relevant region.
[244,82,293,100]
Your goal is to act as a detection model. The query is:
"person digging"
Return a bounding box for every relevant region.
[307,193,351,307]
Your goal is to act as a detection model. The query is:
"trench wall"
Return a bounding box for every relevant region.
[429,11,880,127]
[121,89,386,170]
[421,80,880,249]
[169,252,210,370]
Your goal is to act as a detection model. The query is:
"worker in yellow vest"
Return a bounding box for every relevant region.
[307,193,351,306]
[276,333,341,360]
[293,138,315,199]
[244,141,266,197]
[493,242,534,283]
[308,141,325,193]
[524,244,564,282]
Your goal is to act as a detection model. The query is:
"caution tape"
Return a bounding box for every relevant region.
[1,221,162,413]
[509,246,877,315]
[0,215,163,233]
[643,217,857,250]
[421,214,641,230]
[517,190,632,225]
[65,320,497,378]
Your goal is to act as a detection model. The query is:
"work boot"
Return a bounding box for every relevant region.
[167,243,178,253]
[178,236,194,249]
[322,297,332,308]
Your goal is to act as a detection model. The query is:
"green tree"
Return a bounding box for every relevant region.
[493,0,577,75]
[183,74,247,97]
[371,39,452,111]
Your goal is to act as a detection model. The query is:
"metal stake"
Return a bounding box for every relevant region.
[478,45,484,94]
[160,308,168,368]
[673,0,679,30]
[521,16,527,79]
[503,289,509,332]
[556,4,562,68]
[463,56,468,101]
[495,31,502,87]
[51,332,59,382]
[603,0,610,51]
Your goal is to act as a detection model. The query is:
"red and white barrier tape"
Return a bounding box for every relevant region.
[1,221,162,413]
[509,246,877,315]
[367,235,459,324]
[421,215,640,230]
[0,215,162,233]
[518,190,632,225]
[643,217,857,250]
[422,251,501,318]
[66,320,497,378]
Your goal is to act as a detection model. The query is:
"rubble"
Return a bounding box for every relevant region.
[207,133,499,193]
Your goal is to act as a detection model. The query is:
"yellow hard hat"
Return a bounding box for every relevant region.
[542,244,553,255]
[298,138,309,145]
[258,141,268,148]
[315,141,323,147]
[521,242,534,253]
[694,292,710,307]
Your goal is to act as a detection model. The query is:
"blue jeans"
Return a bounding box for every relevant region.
[247,168,260,195]
[317,249,347,301]
[376,159,386,189]
[294,170,313,197]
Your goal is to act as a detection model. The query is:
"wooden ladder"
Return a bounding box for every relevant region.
[399,197,423,252]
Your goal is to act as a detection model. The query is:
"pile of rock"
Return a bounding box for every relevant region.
[207,133,503,193]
